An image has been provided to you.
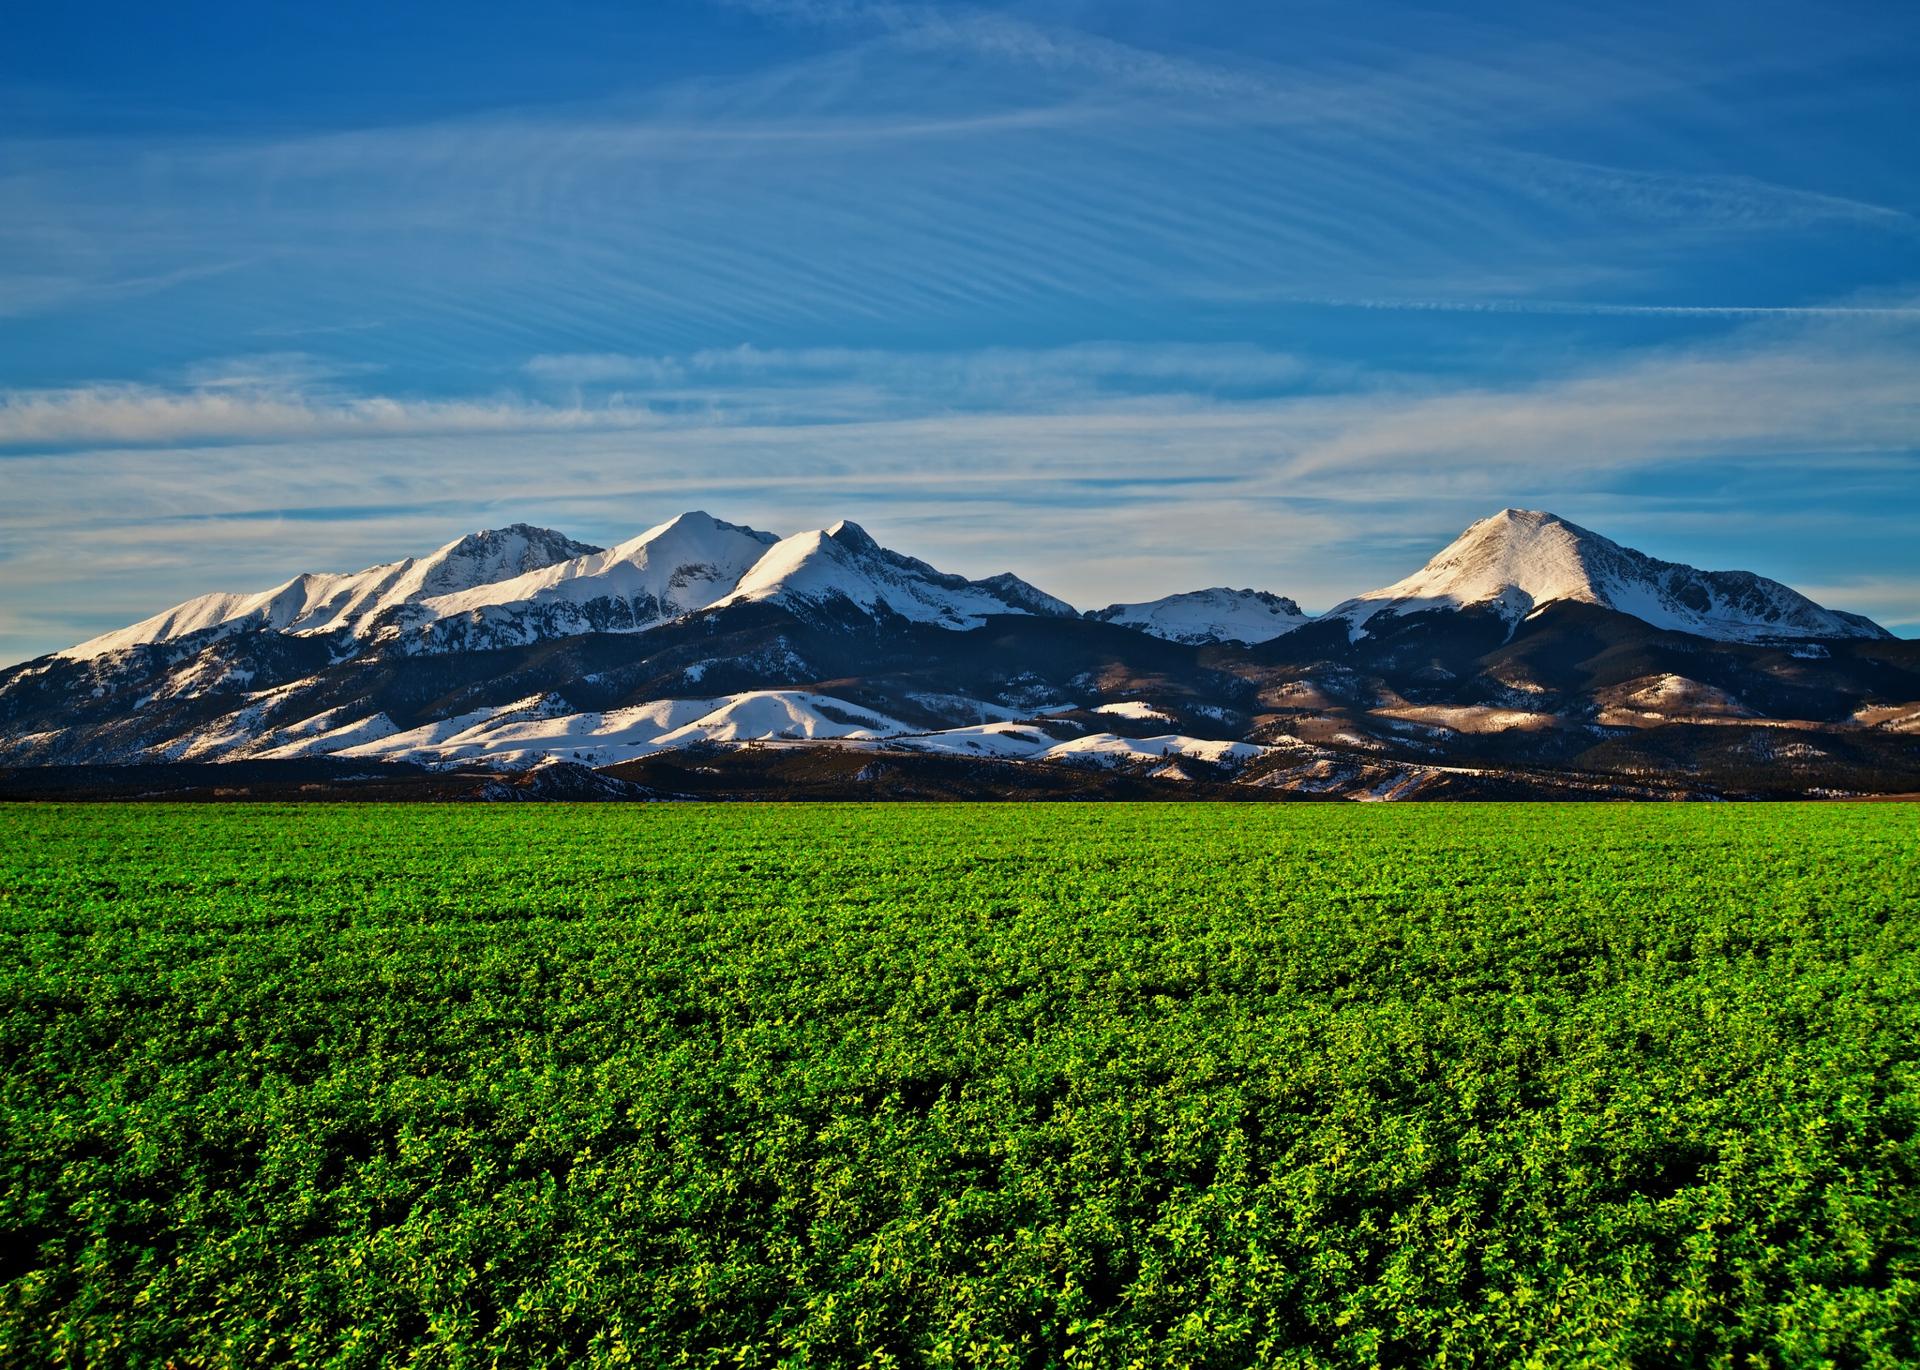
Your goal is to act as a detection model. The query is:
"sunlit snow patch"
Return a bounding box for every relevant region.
[1092,701,1174,723]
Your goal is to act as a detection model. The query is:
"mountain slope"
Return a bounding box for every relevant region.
[1088,588,1310,645]
[1326,509,1890,643]
[59,524,601,660]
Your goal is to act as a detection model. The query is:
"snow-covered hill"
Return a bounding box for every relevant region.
[883,723,1270,770]
[256,690,914,770]
[216,686,1268,775]
[1087,588,1309,645]
[716,520,1075,629]
[1326,509,1891,643]
[60,524,599,660]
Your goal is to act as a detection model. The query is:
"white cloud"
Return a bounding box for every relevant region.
[0,341,1325,449]
[1276,318,1920,481]
[0,386,658,448]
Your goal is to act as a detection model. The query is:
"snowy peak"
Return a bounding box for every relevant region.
[720,521,1076,629]
[1330,509,1594,630]
[59,523,599,660]
[50,511,1070,663]
[412,510,777,643]
[1089,587,1309,645]
[606,510,780,569]
[287,523,604,637]
[824,519,880,551]
[413,524,603,599]
[1329,508,1890,643]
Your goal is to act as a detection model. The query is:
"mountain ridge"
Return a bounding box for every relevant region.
[8,507,1912,800]
[60,523,602,661]
[44,506,1891,667]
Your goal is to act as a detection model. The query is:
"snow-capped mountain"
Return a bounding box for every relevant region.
[402,512,779,652]
[58,514,1074,665]
[59,524,599,661]
[6,505,1911,800]
[1326,509,1891,643]
[715,520,1075,629]
[1087,588,1310,645]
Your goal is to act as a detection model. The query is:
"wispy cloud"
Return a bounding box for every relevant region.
[1473,150,1911,230]
[0,256,260,320]
[1287,296,1920,319]
[3,0,1907,358]
[523,342,1317,394]
[9,312,1913,463]
[1276,314,1920,481]
[725,0,1290,103]
[0,341,1330,449]
[0,385,654,449]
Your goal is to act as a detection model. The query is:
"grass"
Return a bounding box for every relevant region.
[2,802,1917,1368]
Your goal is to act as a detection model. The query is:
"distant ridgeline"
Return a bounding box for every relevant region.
[3,508,1915,799]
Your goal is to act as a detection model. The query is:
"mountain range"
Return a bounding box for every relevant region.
[4,508,1916,801]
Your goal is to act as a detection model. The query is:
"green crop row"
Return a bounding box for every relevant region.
[1,802,1917,1368]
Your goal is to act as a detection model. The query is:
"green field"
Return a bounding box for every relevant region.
[2,804,1917,1368]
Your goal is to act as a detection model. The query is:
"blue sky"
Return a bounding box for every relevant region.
[2,0,1917,662]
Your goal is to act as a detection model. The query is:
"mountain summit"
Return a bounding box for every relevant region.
[1327,509,1890,643]
[716,520,1075,629]
[59,523,600,661]
[405,511,780,652]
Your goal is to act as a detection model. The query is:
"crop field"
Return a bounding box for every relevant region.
[2,803,1917,1368]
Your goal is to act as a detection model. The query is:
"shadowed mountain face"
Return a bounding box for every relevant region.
[3,510,1912,799]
